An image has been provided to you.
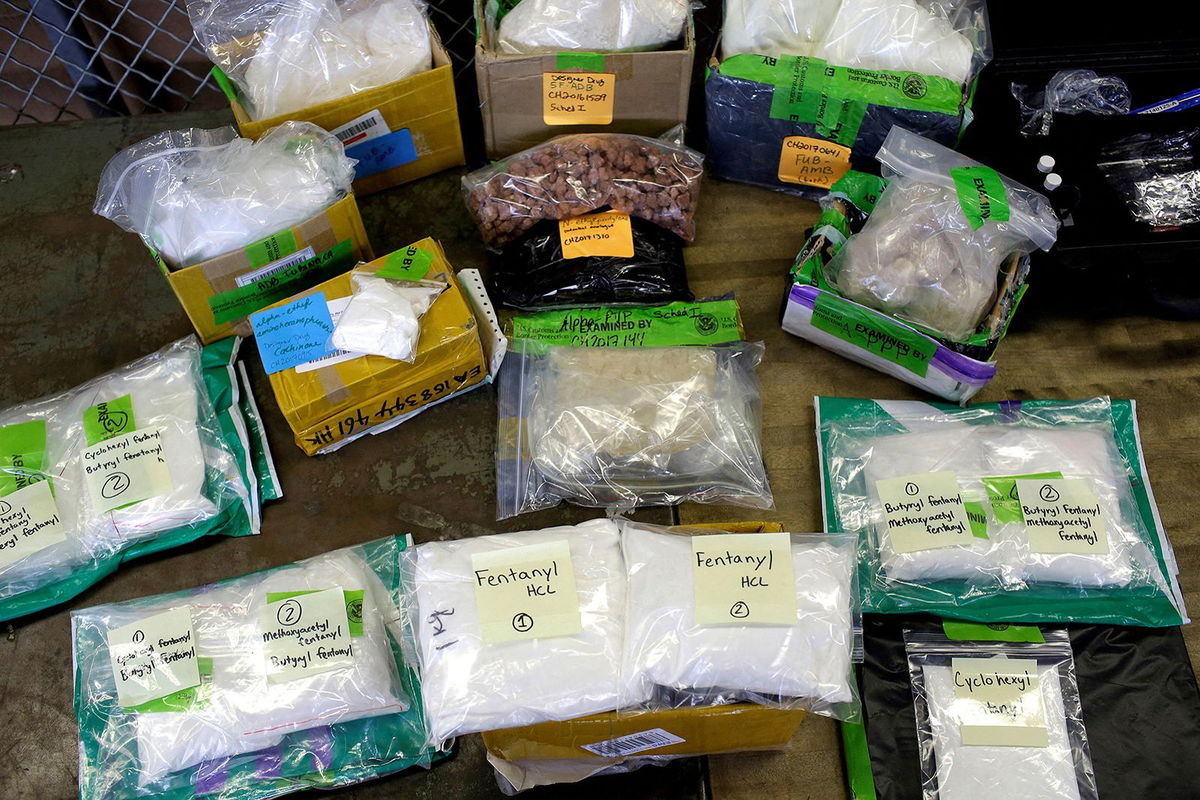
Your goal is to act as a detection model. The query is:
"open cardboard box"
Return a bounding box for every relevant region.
[474,0,694,158]
[212,21,465,195]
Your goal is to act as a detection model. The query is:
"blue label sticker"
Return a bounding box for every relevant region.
[346,129,419,179]
[250,293,337,375]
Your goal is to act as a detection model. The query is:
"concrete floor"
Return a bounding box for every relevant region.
[1,110,1198,800]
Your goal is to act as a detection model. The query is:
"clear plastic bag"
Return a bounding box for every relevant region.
[330,271,446,362]
[94,122,356,268]
[1012,69,1131,137]
[492,0,688,55]
[1097,127,1200,229]
[905,628,1098,800]
[73,537,440,799]
[1,337,251,618]
[187,0,432,120]
[824,127,1058,341]
[463,129,704,247]
[816,395,1186,626]
[618,520,860,720]
[495,341,772,519]
[407,519,649,742]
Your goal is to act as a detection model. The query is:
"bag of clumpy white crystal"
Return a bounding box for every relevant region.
[815,395,1187,627]
[0,336,275,622]
[904,628,1099,800]
[73,536,445,800]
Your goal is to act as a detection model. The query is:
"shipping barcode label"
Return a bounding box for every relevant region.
[236,247,316,287]
[581,728,685,758]
[294,296,363,373]
[331,110,389,147]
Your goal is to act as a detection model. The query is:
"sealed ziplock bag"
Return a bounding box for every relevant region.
[330,270,446,362]
[408,519,649,742]
[187,0,432,120]
[490,0,688,55]
[816,395,1187,626]
[496,338,772,519]
[74,537,443,800]
[0,337,268,622]
[824,127,1058,342]
[618,520,860,720]
[94,122,356,268]
[904,628,1098,800]
[463,129,704,247]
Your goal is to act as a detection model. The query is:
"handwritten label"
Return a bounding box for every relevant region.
[0,480,66,569]
[778,136,852,188]
[293,296,364,373]
[250,292,337,375]
[82,394,135,445]
[81,428,172,514]
[559,211,634,259]
[260,587,355,682]
[951,657,1048,747]
[108,607,201,708]
[876,471,975,554]
[691,533,796,625]
[1016,478,1109,555]
[983,472,1064,524]
[543,72,616,125]
[470,540,581,644]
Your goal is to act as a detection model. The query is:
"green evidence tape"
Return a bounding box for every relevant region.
[555,52,606,73]
[840,719,878,800]
[208,239,355,325]
[210,66,240,105]
[942,620,1045,643]
[82,393,136,446]
[376,244,435,281]
[509,300,743,348]
[950,166,1010,230]
[810,293,936,377]
[0,419,48,496]
[125,657,215,714]
[245,230,299,270]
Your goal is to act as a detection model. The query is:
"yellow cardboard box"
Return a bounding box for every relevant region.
[219,24,465,195]
[161,194,372,345]
[481,521,805,763]
[261,238,493,455]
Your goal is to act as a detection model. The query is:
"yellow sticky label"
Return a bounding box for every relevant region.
[471,540,582,644]
[691,533,797,626]
[777,136,853,188]
[951,657,1049,747]
[559,211,635,259]
[543,72,616,125]
[876,471,975,554]
[1016,478,1109,555]
[81,428,173,514]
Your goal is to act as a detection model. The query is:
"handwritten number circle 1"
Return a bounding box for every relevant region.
[132,629,144,643]
[512,613,534,633]
[100,472,131,499]
[904,482,919,496]
[1039,484,1060,503]
[730,601,750,619]
[277,599,303,627]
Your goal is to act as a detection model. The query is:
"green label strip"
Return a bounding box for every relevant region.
[83,394,135,446]
[950,166,1010,230]
[210,66,239,104]
[964,500,989,539]
[266,589,365,637]
[509,300,743,348]
[208,239,355,325]
[983,472,1063,524]
[126,657,214,713]
[245,229,300,270]
[942,620,1045,643]
[555,52,606,73]
[0,420,47,497]
[376,244,435,281]
[829,171,887,215]
[810,293,936,377]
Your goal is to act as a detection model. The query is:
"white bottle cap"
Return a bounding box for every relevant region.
[1037,155,1056,173]
[1043,173,1063,191]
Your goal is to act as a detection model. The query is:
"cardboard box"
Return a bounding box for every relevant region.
[261,239,506,455]
[216,23,465,195]
[474,0,694,158]
[161,194,372,345]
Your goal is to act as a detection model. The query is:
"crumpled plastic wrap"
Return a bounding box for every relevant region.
[73,538,440,800]
[187,0,432,120]
[330,272,446,362]
[463,130,704,247]
[494,0,687,55]
[824,127,1058,341]
[1097,127,1200,229]
[94,122,356,268]
[1012,69,1131,137]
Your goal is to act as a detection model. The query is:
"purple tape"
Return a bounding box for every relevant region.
[309,726,335,770]
[194,758,230,795]
[256,747,283,779]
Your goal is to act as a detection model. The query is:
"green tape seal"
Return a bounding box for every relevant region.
[125,657,215,714]
[840,718,878,800]
[245,230,299,270]
[555,52,606,73]
[509,300,743,348]
[983,472,1063,524]
[964,500,989,539]
[266,589,366,637]
[942,620,1046,643]
[210,66,240,105]
[83,394,135,446]
[208,239,355,325]
[950,166,1010,230]
[828,171,887,215]
[0,420,48,497]
[376,245,435,281]
[810,293,936,377]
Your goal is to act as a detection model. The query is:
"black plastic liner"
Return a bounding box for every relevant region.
[855,614,1200,800]
[488,213,692,310]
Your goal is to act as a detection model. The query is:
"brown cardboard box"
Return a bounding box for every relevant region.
[162,194,372,344]
[219,23,465,195]
[474,0,694,158]
[260,239,498,455]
